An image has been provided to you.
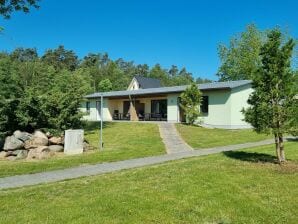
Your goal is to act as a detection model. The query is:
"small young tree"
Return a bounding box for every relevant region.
[180,83,202,125]
[98,78,113,92]
[243,29,297,163]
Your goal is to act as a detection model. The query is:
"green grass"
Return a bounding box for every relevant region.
[176,124,270,149]
[0,122,165,178]
[0,142,297,223]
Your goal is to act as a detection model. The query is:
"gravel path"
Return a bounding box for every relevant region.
[158,123,193,154]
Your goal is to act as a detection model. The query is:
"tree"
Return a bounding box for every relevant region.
[41,45,79,71]
[243,29,297,163]
[179,83,202,125]
[217,24,263,81]
[0,0,40,19]
[98,79,112,92]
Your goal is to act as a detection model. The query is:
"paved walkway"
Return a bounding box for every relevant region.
[158,123,193,154]
[0,138,291,190]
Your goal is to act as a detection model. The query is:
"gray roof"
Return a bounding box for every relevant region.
[85,80,252,99]
[134,76,162,89]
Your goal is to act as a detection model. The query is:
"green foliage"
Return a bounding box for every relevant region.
[0,0,40,19]
[0,44,204,139]
[243,29,297,161]
[217,24,263,81]
[98,79,113,92]
[41,45,79,71]
[179,83,202,125]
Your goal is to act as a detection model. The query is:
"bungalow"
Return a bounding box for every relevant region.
[80,76,253,129]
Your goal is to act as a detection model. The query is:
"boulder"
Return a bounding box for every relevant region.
[3,136,24,151]
[49,136,63,145]
[0,151,9,158]
[48,145,63,152]
[33,130,48,140]
[27,146,51,160]
[83,142,93,152]
[6,155,17,161]
[13,130,32,142]
[24,137,48,149]
[16,150,28,160]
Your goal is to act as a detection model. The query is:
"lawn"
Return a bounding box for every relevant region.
[0,141,297,223]
[0,122,165,178]
[176,124,270,149]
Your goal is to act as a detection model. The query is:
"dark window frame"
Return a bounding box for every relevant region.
[151,99,167,118]
[86,101,90,114]
[200,96,209,113]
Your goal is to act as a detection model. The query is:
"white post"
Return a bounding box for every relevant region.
[100,93,103,151]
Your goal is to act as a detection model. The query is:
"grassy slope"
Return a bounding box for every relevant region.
[0,122,165,178]
[176,124,270,148]
[0,142,297,223]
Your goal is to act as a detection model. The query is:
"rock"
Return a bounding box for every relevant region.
[48,145,63,152]
[0,151,9,158]
[16,150,28,160]
[49,136,63,145]
[46,132,52,138]
[27,146,51,160]
[33,130,48,140]
[6,155,17,161]
[13,130,32,142]
[83,142,93,152]
[3,136,24,151]
[24,137,48,149]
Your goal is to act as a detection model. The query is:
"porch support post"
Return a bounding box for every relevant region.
[129,95,138,121]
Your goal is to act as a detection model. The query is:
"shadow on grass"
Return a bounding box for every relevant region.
[223,151,277,164]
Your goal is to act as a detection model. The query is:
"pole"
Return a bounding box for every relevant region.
[100,93,103,151]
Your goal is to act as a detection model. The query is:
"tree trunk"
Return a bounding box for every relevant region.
[274,134,282,164]
[279,134,286,162]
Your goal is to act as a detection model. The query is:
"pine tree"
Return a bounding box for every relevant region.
[243,29,297,163]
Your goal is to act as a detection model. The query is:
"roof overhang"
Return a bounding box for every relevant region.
[85,80,252,99]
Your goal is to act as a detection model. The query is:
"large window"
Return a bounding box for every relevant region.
[200,96,209,113]
[86,101,90,114]
[151,99,167,118]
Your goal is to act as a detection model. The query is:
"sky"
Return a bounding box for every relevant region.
[0,0,297,80]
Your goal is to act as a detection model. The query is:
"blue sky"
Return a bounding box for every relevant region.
[0,0,297,80]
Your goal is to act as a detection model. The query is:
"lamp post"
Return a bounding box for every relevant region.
[100,93,103,151]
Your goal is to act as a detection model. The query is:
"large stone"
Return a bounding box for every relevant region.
[13,130,32,142]
[49,136,63,145]
[48,145,63,152]
[24,137,48,149]
[6,156,17,161]
[0,151,9,158]
[16,150,28,160]
[33,130,48,140]
[27,146,51,160]
[3,136,24,151]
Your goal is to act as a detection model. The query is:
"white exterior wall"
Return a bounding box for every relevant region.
[80,98,112,121]
[199,90,231,128]
[127,78,140,90]
[167,94,179,122]
[230,84,253,128]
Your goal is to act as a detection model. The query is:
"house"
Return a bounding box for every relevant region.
[80,76,253,129]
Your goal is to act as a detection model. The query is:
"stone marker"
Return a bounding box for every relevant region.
[64,129,84,155]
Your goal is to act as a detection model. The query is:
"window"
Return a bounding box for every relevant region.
[200,96,208,113]
[86,101,90,114]
[151,100,167,118]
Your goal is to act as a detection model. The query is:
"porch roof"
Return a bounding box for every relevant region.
[85,80,252,99]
